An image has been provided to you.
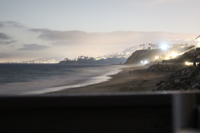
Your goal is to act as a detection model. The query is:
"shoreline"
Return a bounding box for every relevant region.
[48,64,171,94]
[21,65,123,95]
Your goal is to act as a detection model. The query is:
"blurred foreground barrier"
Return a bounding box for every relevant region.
[0,92,200,133]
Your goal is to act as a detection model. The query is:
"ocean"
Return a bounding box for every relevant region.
[0,64,122,95]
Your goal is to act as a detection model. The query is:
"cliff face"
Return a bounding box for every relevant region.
[125,49,165,64]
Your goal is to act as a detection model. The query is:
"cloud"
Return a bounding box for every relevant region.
[0,53,27,61]
[0,53,16,58]
[0,23,4,27]
[0,53,10,58]
[0,21,25,28]
[18,44,50,51]
[129,0,187,6]
[0,33,16,45]
[30,29,142,45]
[150,0,185,5]
[29,29,198,46]
[0,40,17,45]
[0,33,11,40]
[30,29,87,42]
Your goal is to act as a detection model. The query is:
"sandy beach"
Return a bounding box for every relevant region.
[50,65,171,94]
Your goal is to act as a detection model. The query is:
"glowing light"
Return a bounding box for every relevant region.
[164,51,179,60]
[185,62,192,66]
[198,43,200,47]
[160,44,169,50]
[155,56,159,59]
[141,60,148,65]
[170,52,178,58]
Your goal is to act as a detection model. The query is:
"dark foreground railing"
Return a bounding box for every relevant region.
[0,92,199,133]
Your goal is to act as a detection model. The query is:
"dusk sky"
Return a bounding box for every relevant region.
[0,0,199,62]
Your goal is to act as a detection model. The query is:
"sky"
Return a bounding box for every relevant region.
[0,0,199,62]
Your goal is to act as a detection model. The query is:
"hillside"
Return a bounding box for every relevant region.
[125,49,166,64]
[125,45,195,64]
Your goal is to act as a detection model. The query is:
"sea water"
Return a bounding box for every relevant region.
[0,64,122,95]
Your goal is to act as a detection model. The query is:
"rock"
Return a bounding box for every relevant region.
[185,80,191,85]
[186,69,190,73]
[157,86,163,90]
[148,64,200,91]
[196,75,200,82]
[156,80,165,86]
[174,79,180,84]
[192,84,197,89]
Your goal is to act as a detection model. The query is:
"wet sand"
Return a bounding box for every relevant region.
[50,65,170,94]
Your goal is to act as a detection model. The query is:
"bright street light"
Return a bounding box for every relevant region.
[160,43,169,50]
[141,60,148,65]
